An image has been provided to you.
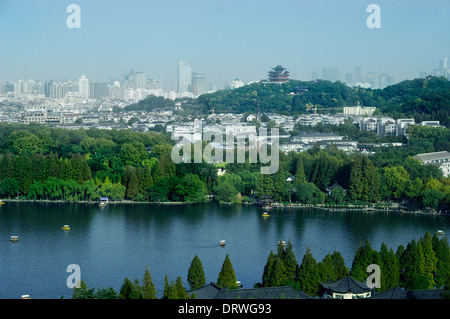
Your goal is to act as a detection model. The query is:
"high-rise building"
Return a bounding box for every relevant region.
[192,72,207,96]
[177,60,192,93]
[135,72,146,89]
[49,82,68,99]
[439,57,448,71]
[366,72,377,88]
[311,71,320,81]
[344,73,353,84]
[321,67,340,82]
[89,81,109,100]
[354,66,364,83]
[109,81,122,99]
[229,79,244,89]
[14,79,28,97]
[379,73,395,89]
[79,74,89,99]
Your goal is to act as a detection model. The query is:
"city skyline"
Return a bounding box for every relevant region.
[0,1,449,85]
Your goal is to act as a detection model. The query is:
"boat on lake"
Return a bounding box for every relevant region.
[0,200,5,205]
[278,240,286,247]
[10,236,19,242]
[220,240,226,246]
[61,225,70,230]
[436,230,446,235]
[262,212,270,217]
[99,197,108,207]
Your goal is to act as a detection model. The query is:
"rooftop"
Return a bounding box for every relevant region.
[188,283,312,299]
[321,276,372,294]
[413,151,450,162]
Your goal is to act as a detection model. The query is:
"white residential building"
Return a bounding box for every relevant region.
[343,105,376,116]
[292,131,343,144]
[396,119,415,136]
[413,151,450,177]
[78,74,89,99]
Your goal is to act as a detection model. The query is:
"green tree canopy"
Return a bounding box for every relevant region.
[187,255,206,290]
[217,254,237,289]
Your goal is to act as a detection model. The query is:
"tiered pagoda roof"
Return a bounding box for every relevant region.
[268,65,290,83]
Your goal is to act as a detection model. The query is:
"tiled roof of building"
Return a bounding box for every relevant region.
[414,151,450,162]
[370,287,445,299]
[188,283,313,299]
[321,276,372,294]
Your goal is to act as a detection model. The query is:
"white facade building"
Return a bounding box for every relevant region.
[413,151,450,177]
[343,105,376,116]
[78,74,89,99]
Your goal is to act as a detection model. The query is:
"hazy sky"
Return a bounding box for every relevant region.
[0,0,449,85]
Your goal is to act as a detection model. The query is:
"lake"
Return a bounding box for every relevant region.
[0,201,448,299]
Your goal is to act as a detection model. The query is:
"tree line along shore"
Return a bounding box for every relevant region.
[0,122,448,212]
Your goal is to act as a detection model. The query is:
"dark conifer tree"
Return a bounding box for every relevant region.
[187,255,206,290]
[400,239,426,290]
[175,277,189,299]
[294,155,306,184]
[119,277,134,299]
[331,250,349,281]
[281,239,298,282]
[217,254,237,289]
[350,241,373,282]
[420,231,438,289]
[142,265,157,299]
[296,247,320,297]
[433,235,450,289]
[379,243,400,291]
[262,250,276,287]
[318,254,335,283]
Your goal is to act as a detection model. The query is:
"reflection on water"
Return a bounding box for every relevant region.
[0,201,448,299]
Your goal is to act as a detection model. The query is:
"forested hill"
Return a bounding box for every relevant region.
[196,76,450,127]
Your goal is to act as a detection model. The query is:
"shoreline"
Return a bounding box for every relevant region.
[0,199,187,205]
[1,198,448,217]
[269,202,448,216]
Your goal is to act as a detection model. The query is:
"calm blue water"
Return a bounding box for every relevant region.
[0,202,448,299]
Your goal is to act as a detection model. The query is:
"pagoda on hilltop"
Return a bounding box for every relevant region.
[268,65,290,83]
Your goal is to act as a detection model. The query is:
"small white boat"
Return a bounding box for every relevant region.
[61,225,70,230]
[10,236,19,242]
[220,240,226,246]
[21,295,31,299]
[277,240,286,247]
[236,281,242,287]
[436,230,446,235]
[99,197,109,207]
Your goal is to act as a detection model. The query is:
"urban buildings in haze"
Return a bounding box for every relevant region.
[78,74,89,99]
[177,60,192,95]
[192,72,207,97]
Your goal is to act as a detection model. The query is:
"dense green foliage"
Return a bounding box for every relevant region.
[0,122,449,210]
[197,77,450,127]
[260,232,449,297]
[216,254,238,289]
[187,255,206,290]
